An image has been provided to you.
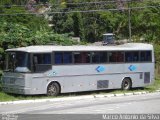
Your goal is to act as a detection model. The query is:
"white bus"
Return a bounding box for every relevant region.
[2,43,154,96]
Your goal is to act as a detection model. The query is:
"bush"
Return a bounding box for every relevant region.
[154,44,160,76]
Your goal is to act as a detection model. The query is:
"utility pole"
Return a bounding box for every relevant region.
[117,0,132,42]
[128,3,132,42]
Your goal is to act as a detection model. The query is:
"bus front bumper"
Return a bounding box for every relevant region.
[2,85,31,95]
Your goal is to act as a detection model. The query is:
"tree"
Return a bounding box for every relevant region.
[72,12,85,40]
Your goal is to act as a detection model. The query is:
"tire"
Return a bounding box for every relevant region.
[47,82,60,96]
[121,78,132,90]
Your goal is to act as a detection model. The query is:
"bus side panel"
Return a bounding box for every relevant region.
[45,63,154,93]
[29,73,49,94]
[124,63,154,88]
[26,63,154,94]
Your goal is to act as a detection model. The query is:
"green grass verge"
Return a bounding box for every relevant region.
[0,77,160,102]
[0,92,58,102]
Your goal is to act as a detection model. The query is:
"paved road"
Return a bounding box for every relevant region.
[0,92,160,114]
[1,92,160,120]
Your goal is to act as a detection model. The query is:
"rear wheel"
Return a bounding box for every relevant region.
[47,82,60,96]
[121,78,132,90]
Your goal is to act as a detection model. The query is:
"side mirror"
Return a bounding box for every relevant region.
[10,53,16,60]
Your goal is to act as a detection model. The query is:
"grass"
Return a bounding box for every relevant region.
[0,92,58,102]
[0,77,160,102]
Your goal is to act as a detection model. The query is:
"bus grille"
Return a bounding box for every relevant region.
[97,80,109,89]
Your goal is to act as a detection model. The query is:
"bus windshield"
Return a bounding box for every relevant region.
[6,51,30,72]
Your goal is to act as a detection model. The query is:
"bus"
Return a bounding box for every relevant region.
[2,43,154,96]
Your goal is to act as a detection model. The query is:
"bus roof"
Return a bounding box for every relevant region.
[6,43,153,53]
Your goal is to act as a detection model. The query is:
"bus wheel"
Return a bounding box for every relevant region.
[121,78,132,90]
[47,82,60,96]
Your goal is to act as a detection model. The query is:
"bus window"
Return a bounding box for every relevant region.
[44,54,51,64]
[63,52,72,64]
[33,53,51,72]
[74,52,90,63]
[92,52,108,63]
[7,52,30,72]
[125,51,139,62]
[92,52,100,63]
[109,52,124,62]
[34,54,51,64]
[55,52,63,64]
[100,52,108,63]
[54,52,72,64]
[140,51,152,62]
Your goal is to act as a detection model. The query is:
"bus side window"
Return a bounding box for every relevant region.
[55,52,63,64]
[140,51,151,62]
[117,52,124,62]
[92,52,100,63]
[63,52,72,64]
[74,52,81,63]
[33,53,51,72]
[146,51,152,61]
[133,52,139,62]
[125,51,139,62]
[34,54,51,64]
[125,52,131,62]
[74,52,90,64]
[108,52,113,62]
[92,52,108,63]
[100,52,108,63]
[34,54,43,64]
[33,56,38,64]
[109,52,124,62]
[43,54,51,64]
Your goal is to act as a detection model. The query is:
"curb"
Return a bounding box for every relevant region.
[0,90,160,105]
[0,95,94,105]
[124,93,133,96]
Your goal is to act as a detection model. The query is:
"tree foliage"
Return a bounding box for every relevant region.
[1,0,155,43]
[49,0,160,43]
[0,0,160,67]
[0,2,79,70]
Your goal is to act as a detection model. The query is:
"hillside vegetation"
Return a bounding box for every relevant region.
[0,0,160,70]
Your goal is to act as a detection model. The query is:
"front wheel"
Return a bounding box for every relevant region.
[47,82,60,96]
[121,78,132,90]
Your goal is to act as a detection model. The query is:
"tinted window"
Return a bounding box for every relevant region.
[55,52,63,64]
[34,53,51,64]
[54,52,72,64]
[140,51,152,62]
[33,53,51,72]
[74,52,90,63]
[63,52,72,64]
[125,51,139,62]
[109,52,124,62]
[92,52,108,63]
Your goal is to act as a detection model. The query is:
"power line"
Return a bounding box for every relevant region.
[0,5,159,16]
[0,0,128,7]
[0,0,158,8]
[0,0,159,13]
